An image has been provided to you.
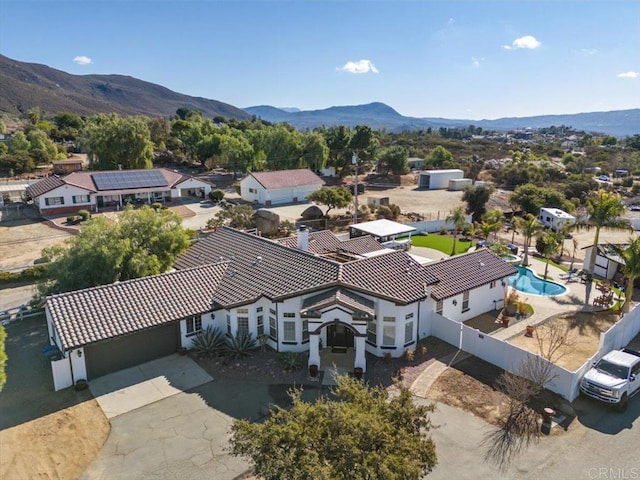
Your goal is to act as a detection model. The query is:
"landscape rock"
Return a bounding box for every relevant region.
[255,209,280,235]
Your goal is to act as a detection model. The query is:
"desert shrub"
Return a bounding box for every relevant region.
[77,209,91,221]
[417,344,428,356]
[66,215,76,224]
[208,189,225,203]
[388,204,401,220]
[225,332,258,360]
[376,206,393,219]
[191,326,226,358]
[383,352,392,363]
[403,349,415,362]
[278,351,301,371]
[0,265,48,285]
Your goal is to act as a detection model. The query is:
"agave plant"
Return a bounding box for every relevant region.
[278,351,301,371]
[225,332,258,360]
[190,326,226,358]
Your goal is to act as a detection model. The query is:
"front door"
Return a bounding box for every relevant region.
[327,324,354,348]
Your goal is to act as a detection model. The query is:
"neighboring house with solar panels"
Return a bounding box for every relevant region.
[240,168,324,205]
[26,168,214,215]
[45,226,517,390]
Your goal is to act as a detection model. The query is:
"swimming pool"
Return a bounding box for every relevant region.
[508,266,567,296]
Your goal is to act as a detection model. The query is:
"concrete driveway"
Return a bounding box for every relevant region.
[89,354,213,419]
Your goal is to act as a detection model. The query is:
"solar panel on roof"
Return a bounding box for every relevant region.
[92,170,169,191]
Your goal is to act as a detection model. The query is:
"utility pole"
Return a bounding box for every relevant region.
[352,152,358,224]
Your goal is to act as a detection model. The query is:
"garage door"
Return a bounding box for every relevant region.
[85,322,180,380]
[269,188,292,205]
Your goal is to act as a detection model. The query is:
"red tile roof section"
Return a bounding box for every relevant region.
[249,169,324,189]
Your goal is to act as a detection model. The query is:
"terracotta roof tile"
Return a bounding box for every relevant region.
[47,264,228,351]
[276,231,384,256]
[424,249,517,300]
[25,175,66,198]
[301,288,375,317]
[248,169,324,189]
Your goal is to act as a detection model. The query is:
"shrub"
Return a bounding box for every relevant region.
[66,215,76,224]
[383,352,392,363]
[0,265,48,285]
[439,227,447,235]
[417,344,428,357]
[209,189,225,203]
[258,333,270,350]
[376,205,393,220]
[278,351,301,371]
[225,332,258,360]
[190,326,226,358]
[151,202,163,210]
[77,209,91,221]
[403,349,415,362]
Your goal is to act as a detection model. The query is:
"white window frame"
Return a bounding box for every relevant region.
[367,321,377,344]
[436,300,443,315]
[283,321,296,342]
[302,320,309,342]
[269,316,277,340]
[490,280,496,289]
[237,317,249,336]
[462,290,470,312]
[283,312,295,318]
[405,321,414,345]
[72,194,90,204]
[257,315,264,336]
[185,315,202,337]
[45,196,64,206]
[226,314,231,335]
[382,324,395,347]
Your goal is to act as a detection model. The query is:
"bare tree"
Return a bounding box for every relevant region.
[483,322,574,471]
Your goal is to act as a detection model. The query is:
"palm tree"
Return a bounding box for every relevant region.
[447,206,468,255]
[483,208,506,241]
[613,237,640,313]
[514,214,543,266]
[585,190,629,273]
[535,231,563,281]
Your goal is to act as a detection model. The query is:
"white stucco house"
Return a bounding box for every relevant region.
[240,169,325,205]
[26,168,214,215]
[45,226,516,390]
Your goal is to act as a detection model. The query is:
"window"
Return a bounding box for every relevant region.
[283,312,295,318]
[72,195,90,204]
[237,308,249,314]
[226,314,231,335]
[249,188,257,194]
[269,316,277,340]
[462,291,470,312]
[283,321,296,342]
[383,325,395,346]
[256,306,263,313]
[367,321,377,344]
[238,317,249,336]
[269,308,276,315]
[405,312,414,320]
[185,315,202,337]
[383,316,395,322]
[257,315,264,335]
[302,320,309,342]
[44,197,64,206]
[490,280,496,289]
[405,321,414,345]
[436,300,443,315]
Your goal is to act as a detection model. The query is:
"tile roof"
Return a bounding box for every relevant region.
[176,228,437,306]
[47,264,228,351]
[301,288,375,317]
[276,230,385,256]
[175,228,340,307]
[25,168,209,198]
[248,169,324,190]
[424,249,517,300]
[25,175,66,198]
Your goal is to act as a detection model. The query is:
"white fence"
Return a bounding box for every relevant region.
[430,307,640,401]
[407,215,473,234]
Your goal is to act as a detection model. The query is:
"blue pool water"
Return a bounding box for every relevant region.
[509,266,567,296]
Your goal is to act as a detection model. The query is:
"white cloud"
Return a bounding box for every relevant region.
[577,48,598,56]
[448,17,455,26]
[471,57,483,68]
[618,71,639,79]
[73,55,92,65]
[338,59,379,74]
[502,35,542,50]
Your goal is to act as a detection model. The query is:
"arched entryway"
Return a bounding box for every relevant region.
[326,321,355,350]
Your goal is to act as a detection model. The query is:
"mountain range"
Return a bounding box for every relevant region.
[0,54,638,136]
[245,103,640,137]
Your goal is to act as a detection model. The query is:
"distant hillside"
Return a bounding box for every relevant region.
[0,55,250,120]
[245,103,640,136]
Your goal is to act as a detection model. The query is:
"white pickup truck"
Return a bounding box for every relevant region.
[580,348,640,412]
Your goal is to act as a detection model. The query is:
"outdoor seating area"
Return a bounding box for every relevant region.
[593,280,617,307]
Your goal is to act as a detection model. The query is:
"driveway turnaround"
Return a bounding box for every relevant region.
[89,354,213,419]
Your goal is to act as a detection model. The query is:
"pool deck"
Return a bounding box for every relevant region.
[484,257,617,341]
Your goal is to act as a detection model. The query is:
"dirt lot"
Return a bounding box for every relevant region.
[359,185,465,220]
[0,315,109,480]
[508,311,619,371]
[0,219,71,270]
[428,356,568,429]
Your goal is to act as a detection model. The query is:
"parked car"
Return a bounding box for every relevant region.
[598,175,611,182]
[579,348,640,411]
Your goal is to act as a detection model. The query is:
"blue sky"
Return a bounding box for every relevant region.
[1,0,639,119]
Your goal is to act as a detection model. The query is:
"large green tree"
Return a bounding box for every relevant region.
[584,190,629,273]
[307,186,353,216]
[83,114,154,170]
[40,206,190,294]
[462,185,493,222]
[509,183,573,216]
[425,146,454,168]
[378,145,409,175]
[230,375,438,480]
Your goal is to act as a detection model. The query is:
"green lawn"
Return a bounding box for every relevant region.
[409,234,475,255]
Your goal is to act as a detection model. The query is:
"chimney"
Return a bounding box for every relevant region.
[297,225,309,251]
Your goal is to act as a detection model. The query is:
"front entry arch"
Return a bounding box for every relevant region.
[326,322,355,348]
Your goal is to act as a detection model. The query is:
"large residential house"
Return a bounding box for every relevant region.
[45,227,516,390]
[240,168,324,205]
[26,168,213,215]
